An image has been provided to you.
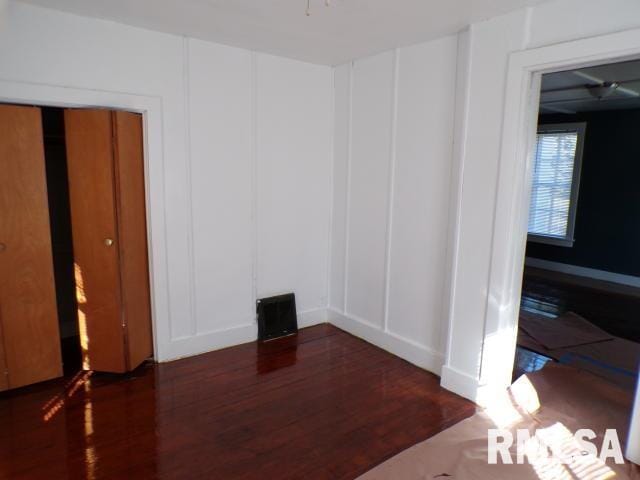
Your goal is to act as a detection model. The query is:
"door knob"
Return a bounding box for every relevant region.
[104,238,114,247]
[0,243,5,252]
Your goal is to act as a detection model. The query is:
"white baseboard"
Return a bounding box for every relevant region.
[326,308,445,376]
[298,307,330,328]
[157,306,476,403]
[440,365,481,403]
[525,257,640,288]
[158,307,329,362]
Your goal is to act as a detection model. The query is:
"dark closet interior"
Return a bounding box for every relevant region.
[41,107,82,375]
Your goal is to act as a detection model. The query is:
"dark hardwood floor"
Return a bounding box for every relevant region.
[514,266,640,381]
[521,266,640,342]
[0,324,475,480]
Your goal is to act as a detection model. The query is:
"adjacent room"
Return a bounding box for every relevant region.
[0,0,639,478]
[516,59,640,393]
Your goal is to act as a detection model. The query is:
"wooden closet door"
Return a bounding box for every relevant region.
[0,104,62,389]
[0,322,7,391]
[64,109,126,373]
[112,111,153,369]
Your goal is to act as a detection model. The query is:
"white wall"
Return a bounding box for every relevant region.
[186,40,254,341]
[345,50,394,329]
[329,35,458,374]
[255,54,332,315]
[441,9,530,398]
[326,0,640,415]
[442,0,640,401]
[0,2,333,361]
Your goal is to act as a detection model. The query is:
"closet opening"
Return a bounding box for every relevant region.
[41,106,82,376]
[0,102,153,391]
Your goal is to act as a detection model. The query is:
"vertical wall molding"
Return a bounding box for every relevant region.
[443,29,471,367]
[342,61,354,315]
[182,36,198,338]
[325,68,336,309]
[382,49,400,334]
[250,51,259,321]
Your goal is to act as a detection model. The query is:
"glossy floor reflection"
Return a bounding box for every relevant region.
[513,346,553,381]
[0,324,475,479]
[521,266,640,342]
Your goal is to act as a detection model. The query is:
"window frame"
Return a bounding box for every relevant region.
[528,122,586,247]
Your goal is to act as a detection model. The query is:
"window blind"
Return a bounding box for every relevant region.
[528,131,579,239]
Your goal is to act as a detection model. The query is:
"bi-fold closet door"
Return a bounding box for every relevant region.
[64,109,153,374]
[0,105,152,391]
[0,105,63,390]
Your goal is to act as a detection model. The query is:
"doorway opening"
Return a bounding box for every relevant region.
[42,106,82,375]
[513,58,640,390]
[504,58,640,467]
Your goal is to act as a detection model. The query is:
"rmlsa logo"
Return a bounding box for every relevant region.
[488,426,625,465]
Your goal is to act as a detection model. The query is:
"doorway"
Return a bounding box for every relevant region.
[482,29,640,463]
[513,60,640,392]
[509,55,640,468]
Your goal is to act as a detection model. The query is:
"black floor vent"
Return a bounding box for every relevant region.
[257,293,298,341]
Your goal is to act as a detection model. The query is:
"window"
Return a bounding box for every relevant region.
[528,123,586,247]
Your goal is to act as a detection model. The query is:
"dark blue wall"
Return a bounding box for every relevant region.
[526,108,640,277]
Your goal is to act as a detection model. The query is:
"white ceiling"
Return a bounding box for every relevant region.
[17,0,547,65]
[540,59,640,114]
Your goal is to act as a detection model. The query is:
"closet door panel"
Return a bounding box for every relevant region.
[64,109,126,373]
[112,111,153,369]
[0,104,62,388]
[0,323,7,391]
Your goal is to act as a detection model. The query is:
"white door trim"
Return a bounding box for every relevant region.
[477,28,640,460]
[0,79,170,362]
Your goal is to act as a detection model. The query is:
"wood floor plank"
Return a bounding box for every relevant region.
[0,324,475,480]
